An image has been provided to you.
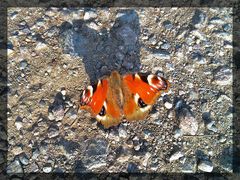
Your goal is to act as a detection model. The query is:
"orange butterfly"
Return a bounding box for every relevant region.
[80,71,170,128]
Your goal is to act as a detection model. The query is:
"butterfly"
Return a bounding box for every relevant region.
[79,71,170,128]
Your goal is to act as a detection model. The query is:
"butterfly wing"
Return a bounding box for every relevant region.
[122,73,170,121]
[80,73,122,128]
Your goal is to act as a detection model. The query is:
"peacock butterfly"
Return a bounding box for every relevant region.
[79,71,170,128]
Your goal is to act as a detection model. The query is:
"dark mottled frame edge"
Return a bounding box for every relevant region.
[0,0,239,179]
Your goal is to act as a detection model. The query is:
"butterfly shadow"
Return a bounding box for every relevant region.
[59,9,141,84]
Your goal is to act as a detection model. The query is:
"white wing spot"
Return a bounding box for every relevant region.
[87,86,93,97]
[134,93,140,104]
[103,101,107,110]
[96,114,107,121]
[147,75,159,89]
[150,87,155,92]
[135,74,141,79]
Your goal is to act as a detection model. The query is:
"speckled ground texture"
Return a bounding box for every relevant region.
[6,7,236,176]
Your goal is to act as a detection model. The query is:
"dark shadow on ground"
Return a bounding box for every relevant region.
[59,9,141,84]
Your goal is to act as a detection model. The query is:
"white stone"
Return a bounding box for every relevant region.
[178,90,186,95]
[43,166,52,173]
[88,162,107,170]
[191,30,206,41]
[119,125,127,138]
[48,112,55,120]
[142,152,151,167]
[61,89,66,96]
[198,160,213,172]
[15,121,23,130]
[35,42,48,51]
[8,49,14,56]
[164,102,173,109]
[209,18,225,25]
[174,128,183,139]
[86,22,100,31]
[169,151,184,162]
[84,11,97,20]
[12,146,23,155]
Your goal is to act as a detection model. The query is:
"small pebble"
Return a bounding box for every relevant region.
[61,88,66,96]
[12,146,23,156]
[214,66,232,85]
[7,159,23,174]
[208,151,213,156]
[45,8,57,17]
[9,11,18,19]
[178,108,198,135]
[15,121,23,130]
[222,23,231,32]
[179,156,186,164]
[32,148,40,159]
[52,105,65,121]
[63,63,67,69]
[161,42,171,50]
[219,135,226,143]
[209,17,225,25]
[118,125,127,138]
[39,99,46,107]
[143,129,152,139]
[179,90,186,96]
[164,102,173,109]
[28,162,39,172]
[66,108,78,120]
[43,165,52,173]
[166,63,174,71]
[189,90,199,100]
[35,42,48,51]
[142,152,151,167]
[48,126,60,138]
[198,160,213,172]
[191,30,206,41]
[48,112,55,120]
[174,128,183,139]
[169,151,184,162]
[145,51,170,60]
[181,157,197,173]
[84,10,97,20]
[19,153,29,165]
[162,20,173,30]
[8,49,15,56]
[206,121,218,132]
[19,60,28,70]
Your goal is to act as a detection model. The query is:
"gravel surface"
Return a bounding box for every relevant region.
[5,7,235,176]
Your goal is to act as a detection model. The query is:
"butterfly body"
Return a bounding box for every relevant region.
[80,71,170,128]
